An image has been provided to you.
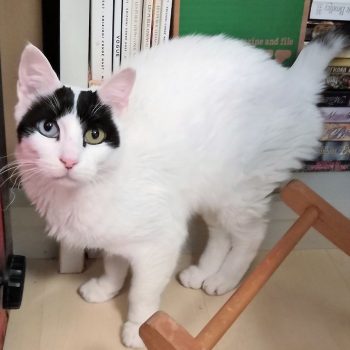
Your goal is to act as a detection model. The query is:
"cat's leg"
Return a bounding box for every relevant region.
[79,253,129,303]
[122,242,182,348]
[179,212,231,289]
[202,210,267,296]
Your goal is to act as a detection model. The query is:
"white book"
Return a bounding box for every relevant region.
[159,0,173,44]
[141,0,154,50]
[60,0,90,87]
[113,0,123,71]
[310,1,350,21]
[121,0,132,64]
[91,0,114,81]
[130,0,143,57]
[151,0,162,47]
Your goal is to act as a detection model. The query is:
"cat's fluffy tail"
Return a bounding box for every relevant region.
[289,29,350,95]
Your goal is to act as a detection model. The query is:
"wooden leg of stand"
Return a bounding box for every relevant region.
[195,206,319,349]
[140,207,319,350]
[140,311,202,350]
[281,180,350,256]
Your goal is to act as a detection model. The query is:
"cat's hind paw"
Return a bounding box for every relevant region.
[122,321,145,349]
[78,278,119,303]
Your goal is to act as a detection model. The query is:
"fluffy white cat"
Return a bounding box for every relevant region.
[13,32,348,348]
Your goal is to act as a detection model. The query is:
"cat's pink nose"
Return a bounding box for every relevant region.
[60,157,78,169]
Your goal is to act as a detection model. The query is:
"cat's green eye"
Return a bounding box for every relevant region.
[84,128,106,145]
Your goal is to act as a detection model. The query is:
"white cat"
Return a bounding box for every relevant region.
[13,32,347,348]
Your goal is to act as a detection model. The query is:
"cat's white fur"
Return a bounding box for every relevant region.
[14,35,346,348]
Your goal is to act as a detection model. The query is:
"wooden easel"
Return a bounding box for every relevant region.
[139,180,350,350]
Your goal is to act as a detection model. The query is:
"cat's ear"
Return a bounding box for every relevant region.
[97,68,136,113]
[15,44,62,121]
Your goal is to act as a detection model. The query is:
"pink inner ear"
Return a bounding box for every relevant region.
[98,68,136,112]
[18,44,61,98]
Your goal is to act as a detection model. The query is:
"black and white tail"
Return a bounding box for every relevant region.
[289,29,350,95]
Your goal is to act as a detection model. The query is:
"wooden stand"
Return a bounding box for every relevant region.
[139,180,350,350]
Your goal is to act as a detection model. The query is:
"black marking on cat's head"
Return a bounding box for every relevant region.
[17,86,74,142]
[76,91,119,148]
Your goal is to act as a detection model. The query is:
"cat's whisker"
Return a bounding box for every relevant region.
[3,188,17,211]
[1,166,41,188]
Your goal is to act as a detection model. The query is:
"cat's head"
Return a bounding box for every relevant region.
[15,44,135,188]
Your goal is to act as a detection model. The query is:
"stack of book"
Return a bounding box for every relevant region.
[43,0,174,89]
[90,0,172,82]
[90,0,173,85]
[303,0,350,171]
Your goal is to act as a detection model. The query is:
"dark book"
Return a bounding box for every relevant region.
[42,0,60,77]
[319,90,350,107]
[326,73,350,90]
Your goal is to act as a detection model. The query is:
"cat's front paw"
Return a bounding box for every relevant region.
[179,265,207,289]
[122,321,145,349]
[78,278,118,303]
[202,274,238,296]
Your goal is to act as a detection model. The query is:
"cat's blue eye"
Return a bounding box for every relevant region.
[37,120,59,138]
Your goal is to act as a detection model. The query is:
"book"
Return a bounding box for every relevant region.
[121,0,132,63]
[141,0,154,50]
[91,0,114,81]
[152,0,163,47]
[303,140,350,171]
[325,59,350,89]
[177,0,310,66]
[320,107,350,122]
[159,0,173,44]
[42,0,60,76]
[60,0,90,87]
[319,141,350,161]
[303,160,350,171]
[321,123,350,141]
[309,1,350,21]
[130,0,143,57]
[319,90,350,107]
[112,0,123,71]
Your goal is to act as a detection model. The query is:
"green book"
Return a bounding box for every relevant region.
[178,0,309,67]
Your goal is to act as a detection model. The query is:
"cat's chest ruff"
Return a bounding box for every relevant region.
[45,188,114,248]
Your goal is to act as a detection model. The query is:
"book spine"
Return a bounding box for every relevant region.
[130,0,142,57]
[319,90,350,107]
[328,65,350,74]
[60,0,90,87]
[43,0,60,76]
[91,0,114,81]
[326,74,350,90]
[159,0,173,44]
[112,0,123,72]
[321,123,350,141]
[151,0,162,47]
[319,141,350,161]
[310,1,350,21]
[303,160,350,172]
[121,0,132,64]
[141,0,154,50]
[320,107,350,122]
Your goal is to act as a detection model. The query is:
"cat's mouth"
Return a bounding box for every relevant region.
[54,172,79,182]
